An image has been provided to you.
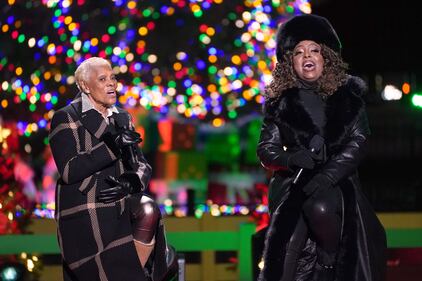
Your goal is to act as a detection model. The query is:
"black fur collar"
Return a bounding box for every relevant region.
[264,76,367,148]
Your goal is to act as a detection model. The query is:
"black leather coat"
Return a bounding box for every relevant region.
[257,77,386,281]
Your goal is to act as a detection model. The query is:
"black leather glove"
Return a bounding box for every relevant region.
[102,129,142,157]
[302,174,334,197]
[97,172,144,203]
[116,129,142,147]
[287,150,316,170]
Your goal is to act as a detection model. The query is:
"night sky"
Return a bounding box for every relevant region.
[310,0,421,75]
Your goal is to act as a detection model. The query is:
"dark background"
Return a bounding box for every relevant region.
[311,0,422,211]
[310,0,422,74]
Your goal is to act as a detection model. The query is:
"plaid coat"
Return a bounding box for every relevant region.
[49,93,169,281]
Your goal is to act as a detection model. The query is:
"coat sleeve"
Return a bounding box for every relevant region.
[133,148,152,190]
[256,115,292,171]
[319,106,370,185]
[49,109,119,185]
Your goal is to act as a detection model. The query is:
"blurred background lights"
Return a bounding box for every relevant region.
[0,0,311,136]
[0,266,19,281]
[402,82,410,94]
[381,85,402,101]
[411,93,422,108]
[0,262,26,281]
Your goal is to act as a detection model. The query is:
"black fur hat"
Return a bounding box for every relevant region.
[275,14,341,62]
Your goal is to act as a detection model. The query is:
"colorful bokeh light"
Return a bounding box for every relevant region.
[0,0,310,136]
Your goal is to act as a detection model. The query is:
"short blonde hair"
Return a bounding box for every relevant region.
[74,57,111,90]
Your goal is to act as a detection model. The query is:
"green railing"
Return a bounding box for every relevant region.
[384,228,422,248]
[1,227,421,254]
[1,225,422,280]
[0,223,256,281]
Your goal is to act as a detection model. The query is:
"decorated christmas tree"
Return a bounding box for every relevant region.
[0,121,40,280]
[0,122,33,235]
[0,0,310,140]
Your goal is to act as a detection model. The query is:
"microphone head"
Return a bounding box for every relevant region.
[309,134,325,150]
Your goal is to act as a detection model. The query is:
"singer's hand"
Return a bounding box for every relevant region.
[288,150,317,170]
[102,129,141,157]
[115,129,141,148]
[302,174,334,197]
[97,176,131,203]
[97,172,143,203]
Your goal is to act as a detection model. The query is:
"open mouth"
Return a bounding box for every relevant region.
[107,90,116,96]
[303,61,315,70]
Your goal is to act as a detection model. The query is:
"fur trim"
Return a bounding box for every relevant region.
[324,78,365,146]
[344,75,368,97]
[276,14,341,62]
[263,76,366,149]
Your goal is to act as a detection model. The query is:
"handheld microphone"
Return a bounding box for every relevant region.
[122,127,140,169]
[126,139,138,168]
[115,119,139,170]
[292,134,324,184]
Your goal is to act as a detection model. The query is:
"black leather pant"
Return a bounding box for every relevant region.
[128,194,161,243]
[281,187,342,281]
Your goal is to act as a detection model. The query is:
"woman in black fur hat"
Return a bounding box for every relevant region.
[257,14,386,281]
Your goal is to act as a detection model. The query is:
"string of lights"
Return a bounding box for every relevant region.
[0,0,310,138]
